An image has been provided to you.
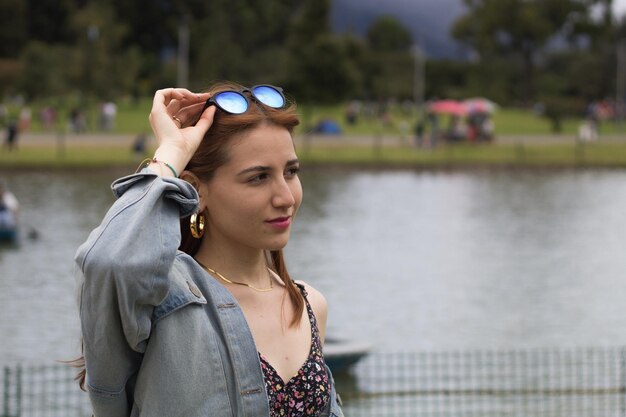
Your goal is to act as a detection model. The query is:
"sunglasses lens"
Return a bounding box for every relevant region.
[215,91,248,114]
[252,86,285,108]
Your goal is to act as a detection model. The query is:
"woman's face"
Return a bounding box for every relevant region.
[199,123,302,252]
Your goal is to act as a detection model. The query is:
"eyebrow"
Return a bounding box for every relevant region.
[237,158,300,176]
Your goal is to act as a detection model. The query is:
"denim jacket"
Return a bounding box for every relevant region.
[75,171,344,417]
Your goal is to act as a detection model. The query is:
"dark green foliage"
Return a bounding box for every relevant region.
[451,0,619,105]
[0,0,622,109]
[0,0,27,57]
[286,35,362,103]
[366,15,413,52]
[540,95,586,132]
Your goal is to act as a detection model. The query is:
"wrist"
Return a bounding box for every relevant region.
[152,145,189,177]
[148,158,178,178]
[136,157,179,178]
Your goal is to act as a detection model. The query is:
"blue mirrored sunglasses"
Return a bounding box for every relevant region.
[202,85,286,114]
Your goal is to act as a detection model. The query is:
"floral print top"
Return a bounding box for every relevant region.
[259,284,331,417]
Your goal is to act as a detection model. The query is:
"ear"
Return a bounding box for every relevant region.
[180,170,207,211]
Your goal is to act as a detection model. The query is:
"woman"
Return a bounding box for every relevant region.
[75,82,344,417]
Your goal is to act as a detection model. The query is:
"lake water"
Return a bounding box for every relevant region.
[2,167,626,364]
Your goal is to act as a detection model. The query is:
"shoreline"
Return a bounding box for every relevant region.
[3,160,626,174]
[7,131,626,145]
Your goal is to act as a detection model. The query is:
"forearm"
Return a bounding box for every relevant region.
[75,171,198,415]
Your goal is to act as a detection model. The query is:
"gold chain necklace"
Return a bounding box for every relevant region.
[196,261,274,292]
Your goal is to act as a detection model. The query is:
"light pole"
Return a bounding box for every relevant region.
[84,25,99,98]
[83,25,99,131]
[177,15,190,88]
[412,43,425,110]
[616,39,626,130]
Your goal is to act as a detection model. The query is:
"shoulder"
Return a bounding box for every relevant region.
[153,254,208,322]
[295,280,327,318]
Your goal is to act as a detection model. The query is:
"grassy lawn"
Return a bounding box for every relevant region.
[297,142,626,167]
[0,146,145,169]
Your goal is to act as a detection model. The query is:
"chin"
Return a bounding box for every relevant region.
[264,238,290,251]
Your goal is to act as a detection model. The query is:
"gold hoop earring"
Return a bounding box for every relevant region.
[190,212,205,239]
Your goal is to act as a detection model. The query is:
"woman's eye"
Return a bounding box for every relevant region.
[286,166,300,177]
[249,173,269,183]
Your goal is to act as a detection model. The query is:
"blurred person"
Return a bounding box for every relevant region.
[344,100,360,125]
[74,82,344,417]
[446,115,466,142]
[99,100,117,131]
[467,113,481,142]
[578,118,598,142]
[0,181,19,230]
[398,119,410,141]
[3,119,18,151]
[427,110,440,148]
[414,118,426,147]
[18,106,31,132]
[40,106,57,130]
[481,117,494,142]
[132,132,148,157]
[69,108,87,133]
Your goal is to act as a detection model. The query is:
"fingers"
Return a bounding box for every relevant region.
[161,105,215,163]
[150,88,210,128]
[152,88,183,111]
[193,106,216,134]
[167,90,209,114]
[172,101,208,127]
[154,88,209,115]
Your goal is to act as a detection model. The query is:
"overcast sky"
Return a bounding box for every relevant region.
[331,0,626,59]
[614,0,626,17]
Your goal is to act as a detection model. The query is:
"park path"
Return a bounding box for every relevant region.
[11,131,626,149]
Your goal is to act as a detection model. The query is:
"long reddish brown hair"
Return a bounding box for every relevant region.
[73,81,303,391]
[179,81,304,327]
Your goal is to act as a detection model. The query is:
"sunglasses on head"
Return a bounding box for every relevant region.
[202,85,286,115]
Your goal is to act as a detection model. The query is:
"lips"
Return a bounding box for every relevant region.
[266,216,291,228]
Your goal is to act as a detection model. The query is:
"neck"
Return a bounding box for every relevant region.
[195,240,271,288]
[200,263,274,293]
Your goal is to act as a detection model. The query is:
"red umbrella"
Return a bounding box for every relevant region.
[428,100,467,116]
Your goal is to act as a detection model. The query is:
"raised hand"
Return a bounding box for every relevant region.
[148,88,216,177]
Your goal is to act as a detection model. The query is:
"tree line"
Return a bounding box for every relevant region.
[0,0,624,113]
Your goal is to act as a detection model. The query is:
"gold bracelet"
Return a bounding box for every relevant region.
[136,157,179,177]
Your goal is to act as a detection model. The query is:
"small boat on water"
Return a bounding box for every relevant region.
[323,337,371,374]
[0,227,18,245]
[0,206,18,245]
[0,184,19,245]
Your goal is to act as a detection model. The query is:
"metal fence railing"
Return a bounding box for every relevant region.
[2,347,626,417]
[2,363,91,417]
[338,348,626,417]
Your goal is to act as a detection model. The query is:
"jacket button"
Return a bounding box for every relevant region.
[187,281,203,298]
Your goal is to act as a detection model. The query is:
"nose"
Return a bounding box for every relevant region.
[271,177,296,208]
